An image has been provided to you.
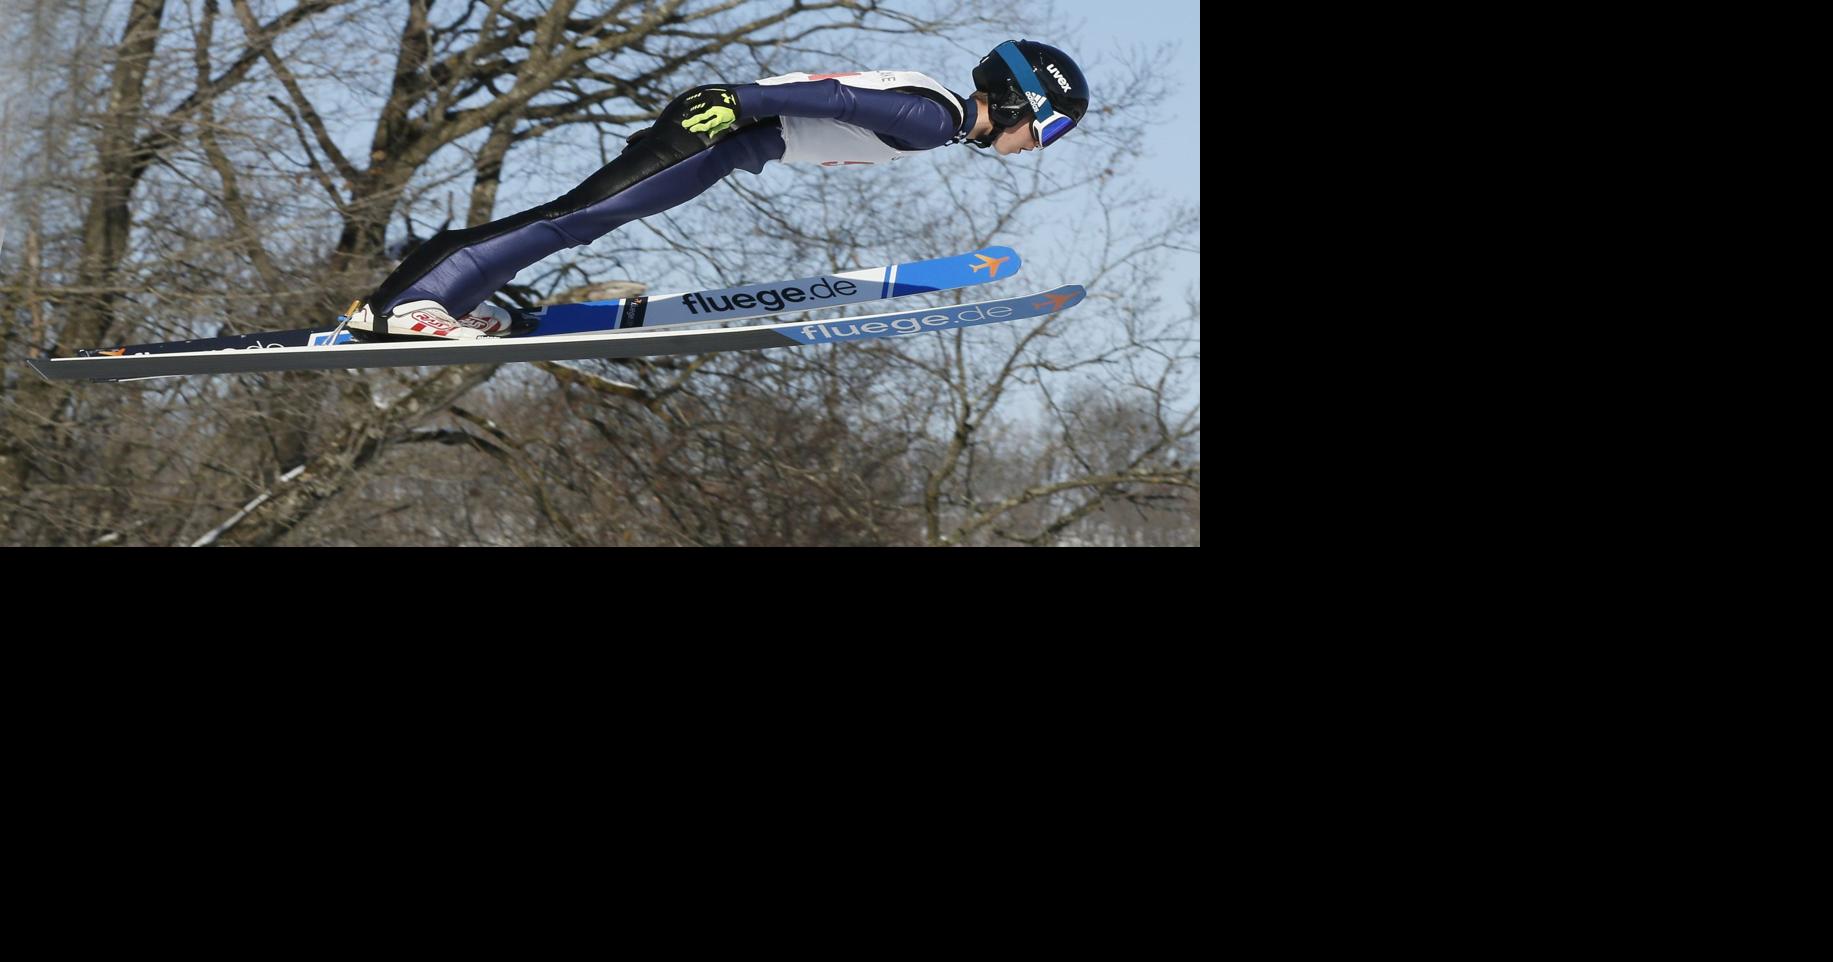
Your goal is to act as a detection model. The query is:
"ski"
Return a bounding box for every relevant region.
[69,246,1022,359]
[30,286,1086,382]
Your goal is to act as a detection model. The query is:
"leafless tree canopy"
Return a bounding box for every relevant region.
[1,0,1199,546]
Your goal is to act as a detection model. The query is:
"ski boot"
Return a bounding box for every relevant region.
[341,299,513,340]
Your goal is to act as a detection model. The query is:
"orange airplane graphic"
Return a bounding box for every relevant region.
[969,253,1011,279]
[1033,291,1077,312]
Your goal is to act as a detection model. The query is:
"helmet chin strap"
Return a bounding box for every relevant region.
[971,116,1025,149]
[962,92,1016,149]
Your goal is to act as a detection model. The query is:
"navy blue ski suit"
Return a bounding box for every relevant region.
[366,79,979,317]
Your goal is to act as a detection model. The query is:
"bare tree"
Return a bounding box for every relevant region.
[2,2,1198,546]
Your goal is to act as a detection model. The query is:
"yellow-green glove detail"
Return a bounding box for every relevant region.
[680,87,739,136]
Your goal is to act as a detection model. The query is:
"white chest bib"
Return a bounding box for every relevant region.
[753,70,963,167]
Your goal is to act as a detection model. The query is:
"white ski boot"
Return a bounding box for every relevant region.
[343,299,513,340]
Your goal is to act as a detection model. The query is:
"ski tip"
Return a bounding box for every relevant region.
[25,358,55,383]
[1029,285,1087,314]
[962,246,1022,280]
[890,247,1020,296]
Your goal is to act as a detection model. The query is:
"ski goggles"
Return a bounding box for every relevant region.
[994,41,1077,148]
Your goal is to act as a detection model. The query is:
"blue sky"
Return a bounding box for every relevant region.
[1054,0,1200,194]
[1048,0,1200,296]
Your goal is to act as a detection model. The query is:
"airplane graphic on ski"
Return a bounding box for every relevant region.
[970,253,1013,279]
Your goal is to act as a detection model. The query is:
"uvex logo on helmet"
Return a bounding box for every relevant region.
[1046,63,1073,93]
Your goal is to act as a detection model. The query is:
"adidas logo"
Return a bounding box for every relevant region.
[1026,91,1047,111]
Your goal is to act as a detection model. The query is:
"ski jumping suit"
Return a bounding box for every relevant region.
[365,71,979,317]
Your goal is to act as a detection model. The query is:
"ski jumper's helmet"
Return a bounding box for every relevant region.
[971,40,1090,149]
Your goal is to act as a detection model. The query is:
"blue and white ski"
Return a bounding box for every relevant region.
[30,285,1086,382]
[65,247,1022,359]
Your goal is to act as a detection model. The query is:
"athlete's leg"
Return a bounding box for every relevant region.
[366,90,783,318]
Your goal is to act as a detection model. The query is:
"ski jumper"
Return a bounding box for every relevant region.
[366,72,977,317]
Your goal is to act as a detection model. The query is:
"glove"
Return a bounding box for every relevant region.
[680,86,739,136]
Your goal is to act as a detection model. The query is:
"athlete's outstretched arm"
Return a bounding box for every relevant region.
[733,80,959,149]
